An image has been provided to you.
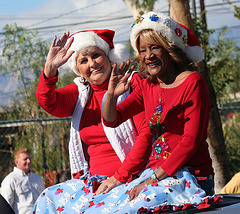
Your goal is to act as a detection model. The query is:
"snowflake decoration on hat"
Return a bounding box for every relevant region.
[175,28,182,37]
[183,35,188,44]
[149,14,159,22]
[136,16,144,24]
[163,18,172,27]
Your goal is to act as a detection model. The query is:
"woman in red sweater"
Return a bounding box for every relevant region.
[100,12,218,213]
[33,29,153,213]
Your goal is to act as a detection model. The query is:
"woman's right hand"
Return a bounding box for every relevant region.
[44,32,75,78]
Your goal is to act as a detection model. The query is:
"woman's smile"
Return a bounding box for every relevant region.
[76,47,111,85]
[146,60,161,68]
[91,67,102,74]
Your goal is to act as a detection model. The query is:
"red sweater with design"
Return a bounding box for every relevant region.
[103,72,214,177]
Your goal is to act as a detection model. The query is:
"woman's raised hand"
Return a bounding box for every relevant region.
[107,60,135,98]
[102,60,135,123]
[44,32,74,78]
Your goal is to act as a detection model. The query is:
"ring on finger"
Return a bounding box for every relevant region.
[103,185,108,190]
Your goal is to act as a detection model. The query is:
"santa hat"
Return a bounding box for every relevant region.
[130,12,204,63]
[68,29,129,75]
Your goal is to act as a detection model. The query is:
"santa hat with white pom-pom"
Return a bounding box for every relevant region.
[130,11,204,63]
[67,29,129,75]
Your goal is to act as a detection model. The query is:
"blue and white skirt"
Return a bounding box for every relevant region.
[32,168,220,214]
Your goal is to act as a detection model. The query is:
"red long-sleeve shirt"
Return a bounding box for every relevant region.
[36,70,152,183]
[103,72,214,177]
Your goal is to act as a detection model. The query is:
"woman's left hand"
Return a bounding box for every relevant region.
[96,176,122,195]
[129,167,168,200]
[129,182,146,201]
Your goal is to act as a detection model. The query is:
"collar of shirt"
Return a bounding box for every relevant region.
[13,167,31,176]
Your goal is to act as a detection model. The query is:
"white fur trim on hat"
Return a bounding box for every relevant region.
[108,43,129,65]
[130,11,204,63]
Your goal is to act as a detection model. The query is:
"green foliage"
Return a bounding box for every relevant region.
[194,13,240,102]
[0,24,77,120]
[208,28,240,101]
[1,23,49,81]
[0,23,50,119]
[232,5,240,19]
[0,24,74,177]
[1,119,71,179]
[223,113,240,176]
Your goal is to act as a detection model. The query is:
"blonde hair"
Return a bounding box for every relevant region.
[135,29,197,82]
[14,148,30,160]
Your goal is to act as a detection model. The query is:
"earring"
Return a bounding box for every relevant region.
[79,77,88,85]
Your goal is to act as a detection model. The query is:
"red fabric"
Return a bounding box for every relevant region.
[103,72,214,177]
[137,196,222,213]
[196,176,208,183]
[178,22,201,46]
[212,196,223,203]
[79,79,122,177]
[72,170,84,179]
[36,70,152,182]
[36,71,78,118]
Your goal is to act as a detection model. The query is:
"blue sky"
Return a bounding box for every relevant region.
[0,0,239,42]
[0,0,49,13]
[0,0,240,108]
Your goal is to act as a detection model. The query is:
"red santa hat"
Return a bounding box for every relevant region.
[130,12,204,63]
[68,29,129,75]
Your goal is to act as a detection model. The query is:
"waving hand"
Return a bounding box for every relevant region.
[44,32,74,77]
[107,60,135,98]
[102,60,135,123]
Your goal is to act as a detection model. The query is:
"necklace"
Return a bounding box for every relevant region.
[149,84,171,160]
[158,84,167,103]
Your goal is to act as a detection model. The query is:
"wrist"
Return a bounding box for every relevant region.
[150,172,160,183]
[44,64,58,78]
[143,179,153,187]
[107,92,118,102]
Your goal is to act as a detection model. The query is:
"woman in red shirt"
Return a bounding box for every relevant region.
[33,29,153,213]
[101,11,217,213]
